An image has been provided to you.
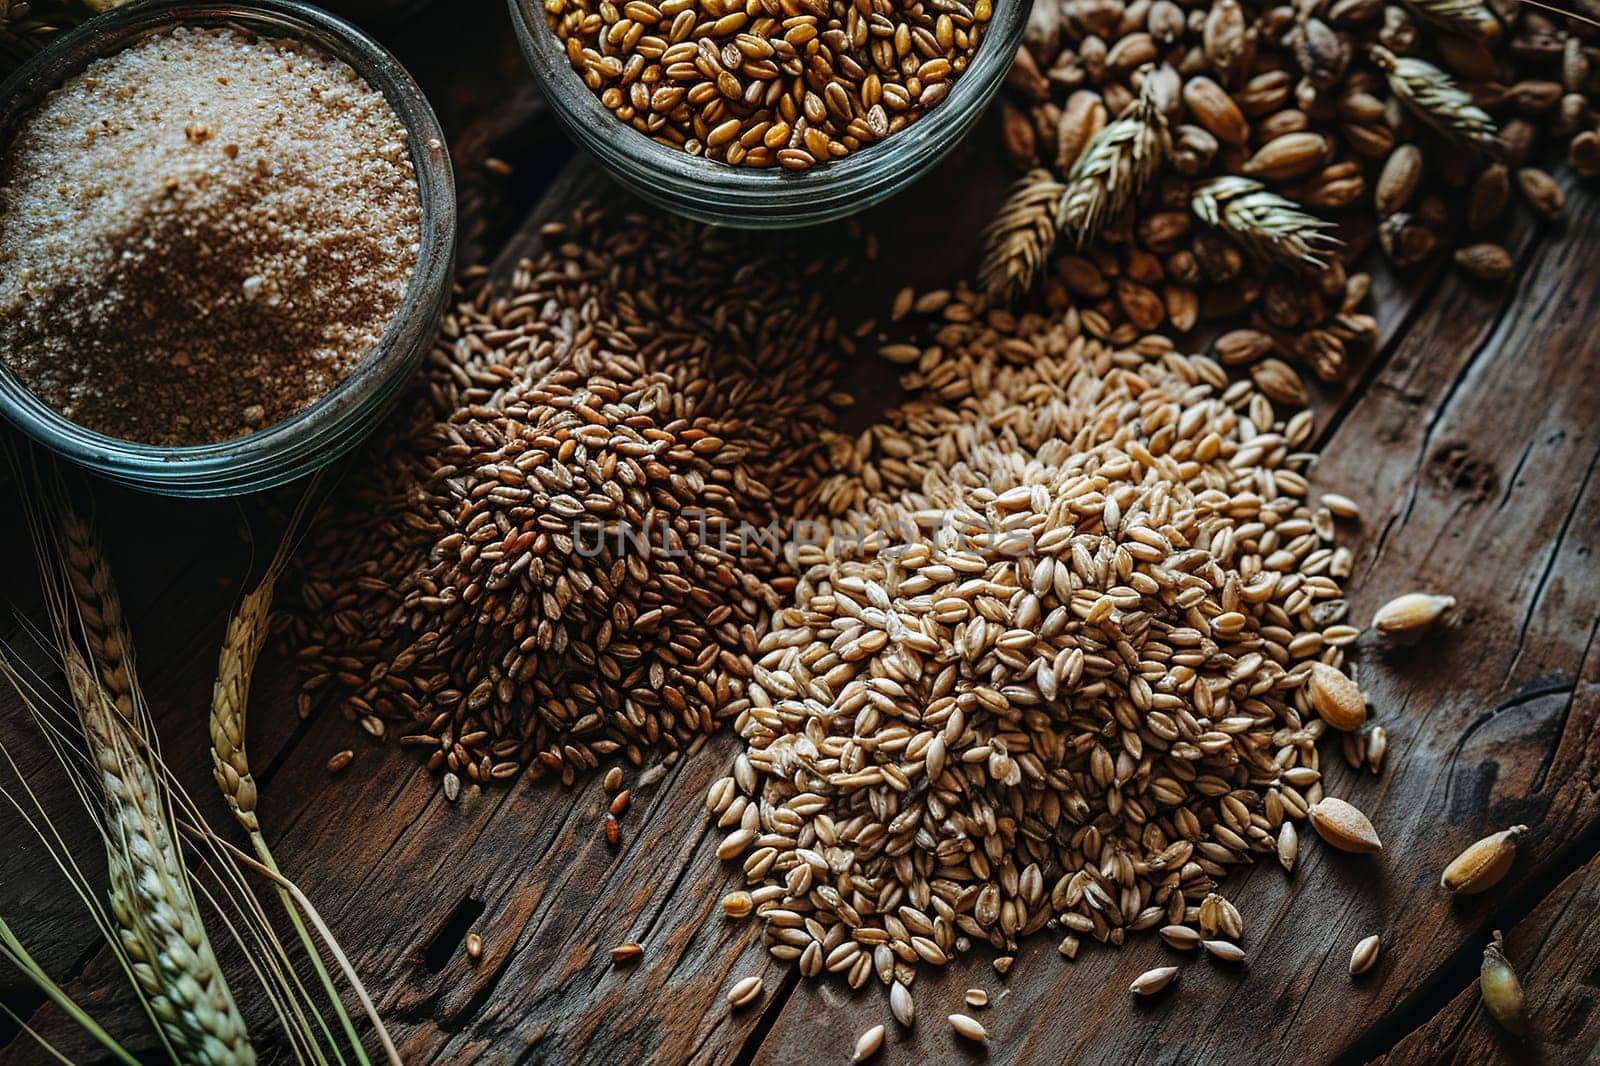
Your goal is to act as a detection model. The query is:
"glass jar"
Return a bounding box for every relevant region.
[0,0,456,497]
[507,0,1029,229]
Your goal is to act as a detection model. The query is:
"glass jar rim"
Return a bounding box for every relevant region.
[508,0,1028,227]
[0,0,456,494]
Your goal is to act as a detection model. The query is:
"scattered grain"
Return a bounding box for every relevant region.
[711,288,1370,989]
[1130,966,1179,996]
[1160,926,1202,951]
[852,1024,885,1062]
[890,981,915,1027]
[1309,797,1383,854]
[291,204,847,791]
[1480,931,1528,1038]
[1350,934,1380,977]
[1203,939,1246,964]
[1373,593,1455,642]
[727,975,763,1008]
[1441,826,1527,895]
[948,1014,988,1042]
[1307,663,1367,732]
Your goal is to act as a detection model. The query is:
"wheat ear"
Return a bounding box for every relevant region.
[1368,45,1500,154]
[1057,79,1169,248]
[58,508,140,722]
[211,503,398,1066]
[63,648,257,1066]
[1191,175,1342,271]
[34,492,257,1066]
[978,169,1068,304]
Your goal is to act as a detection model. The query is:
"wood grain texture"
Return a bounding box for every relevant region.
[4,2,1600,1062]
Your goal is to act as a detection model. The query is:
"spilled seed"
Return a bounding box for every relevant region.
[1442,826,1528,895]
[1350,934,1380,977]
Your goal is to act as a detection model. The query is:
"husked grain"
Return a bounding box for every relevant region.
[290,204,848,790]
[710,285,1373,987]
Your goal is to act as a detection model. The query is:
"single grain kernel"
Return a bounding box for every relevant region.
[1350,934,1380,976]
[727,975,763,1008]
[1480,932,1528,1037]
[948,1013,987,1042]
[1441,826,1527,895]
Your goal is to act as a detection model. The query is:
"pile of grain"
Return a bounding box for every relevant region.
[981,0,1598,378]
[0,25,420,445]
[288,205,849,794]
[543,0,994,168]
[708,285,1372,991]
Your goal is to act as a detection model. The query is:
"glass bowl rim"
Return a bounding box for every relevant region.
[0,0,456,485]
[506,0,1029,221]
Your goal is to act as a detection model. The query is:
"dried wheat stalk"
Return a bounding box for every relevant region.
[1368,45,1500,155]
[1191,175,1342,271]
[62,646,256,1066]
[978,169,1067,303]
[212,580,273,838]
[210,501,399,1066]
[1056,82,1168,248]
[29,499,254,1062]
[58,509,139,720]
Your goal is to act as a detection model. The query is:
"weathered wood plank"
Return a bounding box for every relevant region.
[5,6,1598,1059]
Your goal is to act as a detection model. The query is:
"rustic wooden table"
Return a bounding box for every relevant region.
[3,2,1599,1063]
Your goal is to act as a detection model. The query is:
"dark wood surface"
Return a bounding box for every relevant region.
[3,2,1599,1063]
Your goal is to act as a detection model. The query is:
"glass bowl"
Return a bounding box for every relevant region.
[0,0,456,498]
[508,0,1028,229]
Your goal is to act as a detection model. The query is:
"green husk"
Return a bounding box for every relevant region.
[1056,79,1169,248]
[1368,44,1500,155]
[1191,175,1342,271]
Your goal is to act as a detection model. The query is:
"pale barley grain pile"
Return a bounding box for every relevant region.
[288,204,850,793]
[708,285,1377,991]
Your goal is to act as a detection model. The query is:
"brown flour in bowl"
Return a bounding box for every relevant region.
[0,24,421,446]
